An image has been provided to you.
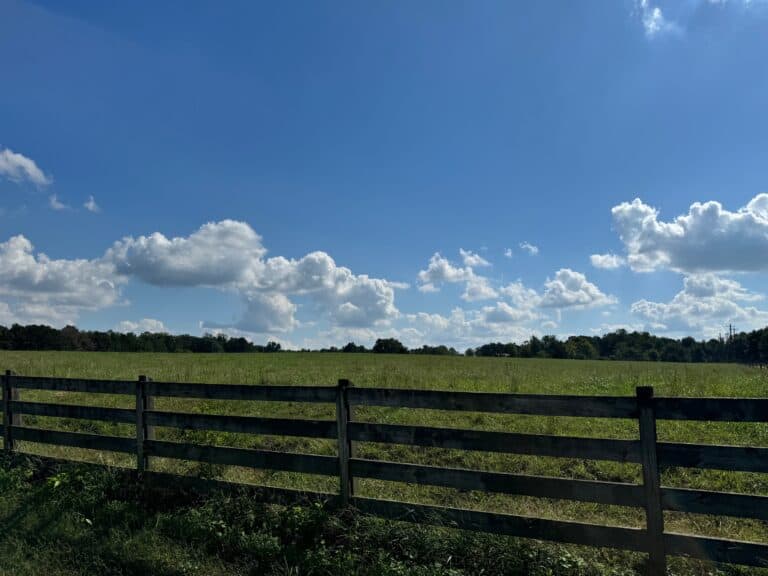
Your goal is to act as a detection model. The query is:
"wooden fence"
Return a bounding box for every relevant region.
[2,369,768,574]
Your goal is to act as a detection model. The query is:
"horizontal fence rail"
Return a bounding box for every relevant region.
[145,410,338,439]
[2,369,768,574]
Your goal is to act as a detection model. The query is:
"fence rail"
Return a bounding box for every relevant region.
[2,369,768,574]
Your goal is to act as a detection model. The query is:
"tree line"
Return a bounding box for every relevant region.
[0,324,282,353]
[1,323,768,364]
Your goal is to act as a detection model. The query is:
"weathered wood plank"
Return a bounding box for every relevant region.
[353,497,648,552]
[336,379,353,506]
[665,532,768,568]
[145,410,337,438]
[637,386,665,575]
[654,398,768,422]
[136,376,149,474]
[350,459,644,507]
[2,371,14,451]
[11,401,135,423]
[662,487,768,521]
[12,376,136,395]
[349,388,637,418]
[11,426,136,453]
[657,442,768,473]
[144,440,339,476]
[349,422,641,462]
[144,381,336,402]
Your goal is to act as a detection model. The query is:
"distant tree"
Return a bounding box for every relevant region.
[760,330,768,364]
[372,338,408,354]
[342,342,367,353]
[265,341,282,353]
[565,336,597,360]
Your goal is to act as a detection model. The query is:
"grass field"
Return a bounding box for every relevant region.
[1,351,767,575]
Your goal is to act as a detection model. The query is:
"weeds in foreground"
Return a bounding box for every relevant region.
[0,456,758,576]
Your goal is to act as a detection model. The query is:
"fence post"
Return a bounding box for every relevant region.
[136,375,153,475]
[3,370,15,453]
[637,386,666,575]
[336,379,354,506]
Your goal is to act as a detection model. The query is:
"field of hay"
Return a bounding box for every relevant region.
[1,351,766,575]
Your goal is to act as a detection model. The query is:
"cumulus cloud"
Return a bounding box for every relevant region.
[461,275,498,302]
[611,194,768,273]
[107,220,266,286]
[0,235,123,326]
[0,147,51,186]
[519,241,539,256]
[405,308,536,348]
[631,274,768,335]
[499,281,541,309]
[205,292,299,334]
[417,251,498,302]
[590,253,626,270]
[459,249,490,267]
[504,248,514,258]
[481,301,539,324]
[248,251,401,328]
[540,269,617,309]
[84,195,100,213]
[1,219,404,332]
[417,252,472,292]
[115,318,167,333]
[0,235,121,309]
[109,221,403,332]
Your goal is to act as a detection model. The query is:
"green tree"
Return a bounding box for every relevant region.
[372,338,408,354]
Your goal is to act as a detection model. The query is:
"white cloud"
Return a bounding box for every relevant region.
[633,0,768,38]
[417,251,497,301]
[481,301,539,324]
[208,292,298,334]
[459,248,490,267]
[84,195,100,213]
[504,248,514,258]
[107,220,266,286]
[590,253,626,270]
[541,320,558,331]
[251,251,401,327]
[611,194,768,273]
[540,269,617,309]
[0,235,121,308]
[461,275,498,302]
[0,235,123,326]
[519,241,539,256]
[0,147,51,187]
[115,318,167,333]
[108,222,403,331]
[1,219,403,332]
[405,307,535,348]
[48,194,69,211]
[637,0,682,37]
[631,273,768,336]
[417,253,472,290]
[499,281,541,309]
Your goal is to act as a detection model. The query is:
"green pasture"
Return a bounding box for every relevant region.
[1,351,766,575]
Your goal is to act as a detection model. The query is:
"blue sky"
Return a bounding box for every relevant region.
[2,0,768,349]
